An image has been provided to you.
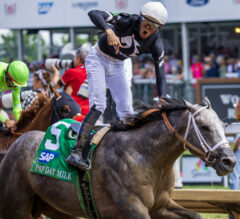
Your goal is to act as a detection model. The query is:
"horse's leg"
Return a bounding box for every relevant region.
[108,189,151,219]
[150,199,202,219]
[114,196,150,219]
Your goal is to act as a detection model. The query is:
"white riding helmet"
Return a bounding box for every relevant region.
[140,2,168,25]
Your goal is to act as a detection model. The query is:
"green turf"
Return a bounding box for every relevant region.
[183,185,229,190]
[200,213,229,219]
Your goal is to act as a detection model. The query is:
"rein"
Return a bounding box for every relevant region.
[162,112,205,159]
[142,106,228,166]
[11,130,24,136]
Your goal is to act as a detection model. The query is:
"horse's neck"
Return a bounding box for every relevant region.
[21,100,53,132]
[144,111,187,168]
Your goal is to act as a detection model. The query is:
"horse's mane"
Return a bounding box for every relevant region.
[111,98,187,131]
[16,93,49,130]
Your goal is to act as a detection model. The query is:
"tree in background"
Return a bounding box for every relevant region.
[0,30,48,63]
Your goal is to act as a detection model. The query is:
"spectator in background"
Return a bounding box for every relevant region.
[52,48,90,119]
[164,56,171,74]
[229,113,240,216]
[40,54,47,69]
[229,134,240,190]
[227,58,236,73]
[171,66,183,80]
[218,57,227,78]
[170,53,179,72]
[32,69,52,96]
[28,61,39,87]
[191,55,204,87]
[191,55,204,80]
[237,62,240,78]
[141,58,155,79]
[204,56,219,78]
[132,59,142,79]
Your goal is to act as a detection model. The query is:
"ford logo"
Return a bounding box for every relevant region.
[187,0,209,7]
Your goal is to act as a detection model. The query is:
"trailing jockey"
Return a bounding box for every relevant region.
[0,61,29,131]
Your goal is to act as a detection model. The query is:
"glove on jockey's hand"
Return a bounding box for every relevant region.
[4,119,16,132]
[105,29,122,54]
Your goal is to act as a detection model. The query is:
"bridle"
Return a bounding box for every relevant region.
[52,96,61,122]
[162,106,229,166]
[142,106,229,166]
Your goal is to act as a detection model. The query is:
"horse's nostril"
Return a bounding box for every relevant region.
[221,158,235,168]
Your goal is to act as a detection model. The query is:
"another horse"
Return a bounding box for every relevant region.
[0,89,81,151]
[0,98,236,219]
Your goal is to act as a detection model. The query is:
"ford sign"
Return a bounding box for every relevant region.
[187,0,209,7]
[38,2,53,15]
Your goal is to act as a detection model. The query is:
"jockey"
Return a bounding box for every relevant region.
[66,1,168,170]
[0,61,29,131]
[1,69,52,111]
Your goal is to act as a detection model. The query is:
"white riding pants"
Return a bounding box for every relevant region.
[85,46,134,120]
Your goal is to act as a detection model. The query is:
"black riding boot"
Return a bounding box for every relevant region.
[66,106,101,170]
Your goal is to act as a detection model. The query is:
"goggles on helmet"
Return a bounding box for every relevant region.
[5,72,16,88]
[140,15,162,31]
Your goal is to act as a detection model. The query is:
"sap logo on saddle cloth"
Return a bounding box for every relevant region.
[187,0,209,7]
[38,2,53,15]
[38,150,59,164]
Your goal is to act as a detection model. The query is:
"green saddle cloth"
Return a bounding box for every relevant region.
[31,119,79,183]
[31,118,99,219]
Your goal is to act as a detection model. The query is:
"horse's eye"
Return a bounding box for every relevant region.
[61,105,71,116]
[201,125,210,132]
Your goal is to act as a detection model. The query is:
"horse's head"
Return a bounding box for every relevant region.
[182,97,236,176]
[50,86,81,124]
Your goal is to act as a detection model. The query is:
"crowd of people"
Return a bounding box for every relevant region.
[132,47,240,83]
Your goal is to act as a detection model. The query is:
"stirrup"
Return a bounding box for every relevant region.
[121,119,135,126]
[79,159,91,171]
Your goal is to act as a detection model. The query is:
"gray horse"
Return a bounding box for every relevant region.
[0,98,236,219]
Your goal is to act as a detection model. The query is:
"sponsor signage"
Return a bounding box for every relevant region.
[115,0,128,10]
[182,155,222,183]
[186,0,209,7]
[38,150,59,164]
[38,2,54,15]
[197,78,240,124]
[233,0,240,4]
[72,1,98,11]
[1,0,240,28]
[4,3,16,16]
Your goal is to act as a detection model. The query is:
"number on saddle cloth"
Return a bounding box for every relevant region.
[31,119,81,183]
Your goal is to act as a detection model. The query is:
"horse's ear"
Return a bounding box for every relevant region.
[201,97,211,109]
[49,83,61,99]
[181,98,195,113]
